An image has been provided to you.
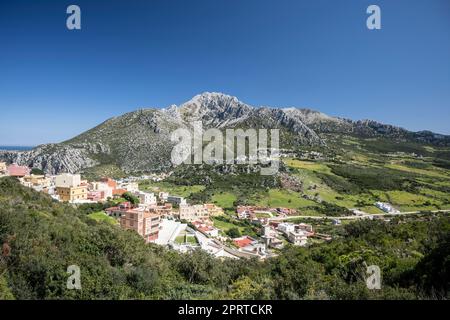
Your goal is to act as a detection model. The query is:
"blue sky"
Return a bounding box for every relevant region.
[0,0,449,145]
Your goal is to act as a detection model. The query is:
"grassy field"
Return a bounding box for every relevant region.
[283,156,450,214]
[88,211,118,225]
[211,192,237,209]
[139,181,205,198]
[283,159,332,173]
[175,234,198,245]
[254,188,318,209]
[211,217,247,234]
[385,162,449,179]
[371,190,448,212]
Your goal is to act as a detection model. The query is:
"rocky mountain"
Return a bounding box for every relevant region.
[1,92,449,175]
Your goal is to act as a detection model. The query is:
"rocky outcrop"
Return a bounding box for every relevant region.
[1,144,98,175]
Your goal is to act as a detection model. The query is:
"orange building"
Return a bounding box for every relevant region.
[120,209,160,243]
[101,177,117,189]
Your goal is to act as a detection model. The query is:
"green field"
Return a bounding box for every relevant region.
[211,192,237,209]
[139,181,205,198]
[254,188,318,209]
[175,234,198,245]
[88,211,118,225]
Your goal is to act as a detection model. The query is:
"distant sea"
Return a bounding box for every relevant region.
[0,146,34,151]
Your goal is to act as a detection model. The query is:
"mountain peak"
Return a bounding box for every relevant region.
[181,92,244,108]
[177,92,253,125]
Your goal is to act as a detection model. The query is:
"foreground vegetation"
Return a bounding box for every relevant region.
[0,177,448,300]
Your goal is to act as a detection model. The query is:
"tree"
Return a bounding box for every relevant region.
[122,192,140,206]
[30,168,44,175]
[226,227,241,238]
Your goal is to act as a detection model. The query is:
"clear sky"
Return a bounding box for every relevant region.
[1,0,449,146]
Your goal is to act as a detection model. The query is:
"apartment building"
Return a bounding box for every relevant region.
[120,208,160,243]
[56,185,88,202]
[147,203,173,217]
[55,173,81,188]
[133,190,157,206]
[55,173,87,202]
[179,204,209,221]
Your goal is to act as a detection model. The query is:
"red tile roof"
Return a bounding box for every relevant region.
[113,189,127,196]
[233,236,253,248]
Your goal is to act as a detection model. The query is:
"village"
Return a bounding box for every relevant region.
[0,161,331,260]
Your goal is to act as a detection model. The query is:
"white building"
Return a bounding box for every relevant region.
[277,222,309,246]
[120,182,139,192]
[55,173,81,188]
[287,230,308,246]
[133,191,157,206]
[375,202,400,214]
[277,222,296,234]
[158,192,169,202]
[91,181,114,199]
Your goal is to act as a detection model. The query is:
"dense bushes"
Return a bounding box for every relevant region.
[329,164,419,192]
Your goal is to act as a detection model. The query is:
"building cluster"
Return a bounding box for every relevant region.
[261,222,315,247]
[1,162,328,259]
[298,151,324,160]
[236,205,296,221]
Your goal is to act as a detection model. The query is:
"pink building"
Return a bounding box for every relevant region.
[7,164,31,177]
[87,190,105,202]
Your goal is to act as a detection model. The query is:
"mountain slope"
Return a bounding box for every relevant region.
[1,92,449,175]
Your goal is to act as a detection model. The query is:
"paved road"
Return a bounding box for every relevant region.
[268,209,450,222]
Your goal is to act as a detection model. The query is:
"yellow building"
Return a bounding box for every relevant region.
[23,175,51,188]
[204,203,224,216]
[56,185,88,202]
